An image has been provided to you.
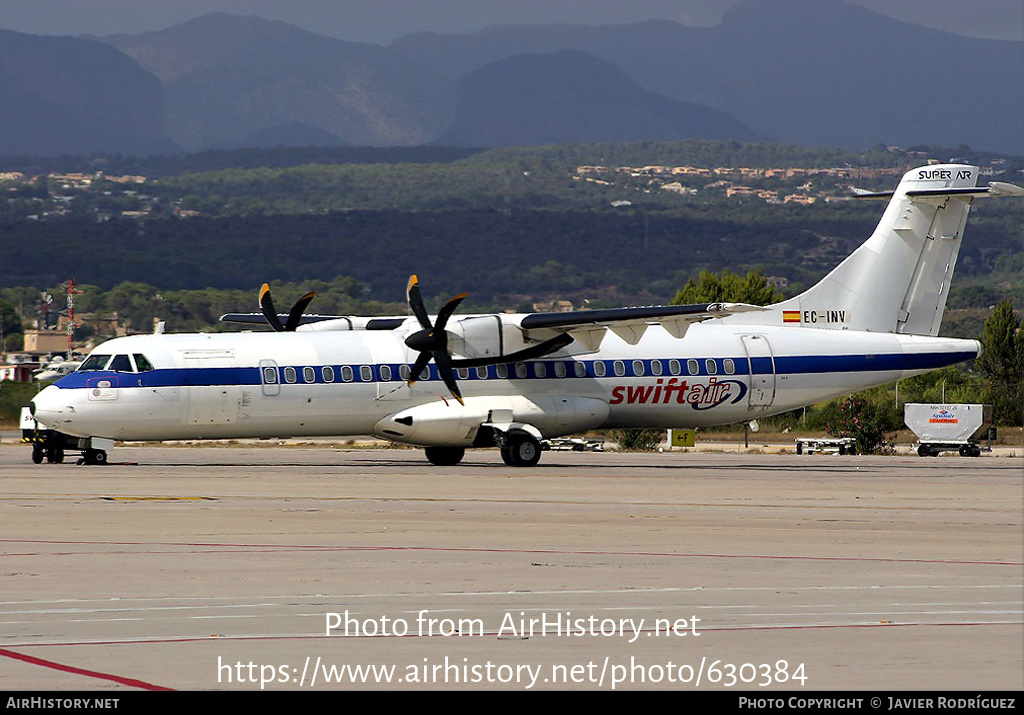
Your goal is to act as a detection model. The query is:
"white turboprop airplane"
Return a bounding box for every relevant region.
[29,164,1023,466]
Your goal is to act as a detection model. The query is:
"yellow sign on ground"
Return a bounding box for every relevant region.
[669,429,695,448]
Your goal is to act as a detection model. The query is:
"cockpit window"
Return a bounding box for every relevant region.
[133,354,155,372]
[79,354,112,371]
[108,354,133,372]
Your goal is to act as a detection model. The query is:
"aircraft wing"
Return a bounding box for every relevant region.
[220,312,337,326]
[516,302,766,349]
[219,313,406,330]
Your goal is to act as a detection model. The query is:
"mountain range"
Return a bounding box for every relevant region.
[0,0,1019,156]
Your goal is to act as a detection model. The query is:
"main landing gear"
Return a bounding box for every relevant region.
[499,433,542,468]
[420,433,544,467]
[424,446,466,466]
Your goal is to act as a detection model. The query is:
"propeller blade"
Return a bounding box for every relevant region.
[452,333,575,368]
[259,283,285,332]
[432,350,464,405]
[285,291,317,332]
[407,275,431,330]
[434,292,468,333]
[408,352,432,386]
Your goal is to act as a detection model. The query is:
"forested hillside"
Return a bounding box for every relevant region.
[1,140,1020,335]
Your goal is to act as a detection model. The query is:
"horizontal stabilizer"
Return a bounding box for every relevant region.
[852,180,1024,201]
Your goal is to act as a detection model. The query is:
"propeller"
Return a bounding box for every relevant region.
[402,275,576,406]
[259,283,317,332]
[404,275,468,404]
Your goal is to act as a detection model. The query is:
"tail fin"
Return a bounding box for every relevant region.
[769,164,993,336]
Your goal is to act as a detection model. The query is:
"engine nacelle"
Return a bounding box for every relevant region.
[447,314,544,360]
[373,395,610,447]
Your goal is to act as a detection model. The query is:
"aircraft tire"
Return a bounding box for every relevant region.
[424,446,465,466]
[502,434,541,467]
[46,447,64,464]
[32,445,44,464]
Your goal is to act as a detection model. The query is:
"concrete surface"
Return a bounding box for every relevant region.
[0,443,1020,691]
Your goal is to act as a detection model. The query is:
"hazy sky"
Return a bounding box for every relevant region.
[0,0,1020,43]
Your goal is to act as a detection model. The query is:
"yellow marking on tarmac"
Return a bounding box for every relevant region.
[99,496,217,501]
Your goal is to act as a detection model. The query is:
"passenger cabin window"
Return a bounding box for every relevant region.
[723,359,736,375]
[360,365,373,382]
[133,354,155,372]
[380,365,393,381]
[594,361,607,377]
[303,367,316,383]
[80,354,112,371]
[283,367,297,383]
[534,363,547,378]
[651,360,663,376]
[632,360,645,376]
[109,354,133,372]
[687,359,699,375]
[574,362,587,378]
[669,359,681,376]
[322,366,335,383]
[705,359,718,375]
[341,366,354,382]
[263,367,278,384]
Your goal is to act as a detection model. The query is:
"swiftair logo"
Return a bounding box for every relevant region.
[610,378,747,410]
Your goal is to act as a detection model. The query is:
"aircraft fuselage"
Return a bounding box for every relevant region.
[32,322,977,443]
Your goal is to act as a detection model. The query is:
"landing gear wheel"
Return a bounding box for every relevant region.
[500,434,541,467]
[32,445,44,464]
[424,446,465,466]
[46,447,64,464]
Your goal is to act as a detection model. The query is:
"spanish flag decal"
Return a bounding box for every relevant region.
[783,311,801,323]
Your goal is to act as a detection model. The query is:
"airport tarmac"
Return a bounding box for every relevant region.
[0,442,1020,691]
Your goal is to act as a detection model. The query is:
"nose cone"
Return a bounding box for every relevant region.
[31,384,69,431]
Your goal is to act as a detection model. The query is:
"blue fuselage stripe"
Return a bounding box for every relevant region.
[53,351,974,390]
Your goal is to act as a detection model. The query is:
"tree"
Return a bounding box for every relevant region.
[613,428,663,451]
[0,297,23,351]
[671,269,785,306]
[975,299,1023,426]
[820,394,896,454]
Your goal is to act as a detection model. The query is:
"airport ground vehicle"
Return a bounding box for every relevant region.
[905,403,992,457]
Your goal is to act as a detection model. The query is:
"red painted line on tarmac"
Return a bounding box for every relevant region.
[0,647,173,690]
[0,539,1019,566]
